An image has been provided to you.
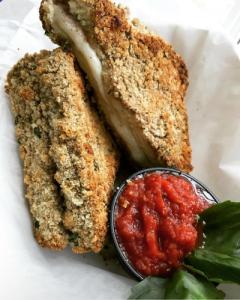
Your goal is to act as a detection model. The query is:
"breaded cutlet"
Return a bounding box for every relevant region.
[6,51,68,250]
[40,0,192,173]
[6,48,119,253]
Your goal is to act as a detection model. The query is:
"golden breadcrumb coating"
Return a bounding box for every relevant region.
[6,48,119,253]
[6,50,68,250]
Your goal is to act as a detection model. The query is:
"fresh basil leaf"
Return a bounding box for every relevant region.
[128,277,166,299]
[165,270,225,299]
[128,271,224,300]
[182,263,208,279]
[187,249,240,283]
[200,201,240,230]
[186,201,240,283]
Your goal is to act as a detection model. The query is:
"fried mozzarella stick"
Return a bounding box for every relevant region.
[40,0,192,172]
[6,50,68,250]
[43,49,119,253]
[6,48,119,253]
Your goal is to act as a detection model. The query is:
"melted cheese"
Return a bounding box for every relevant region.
[47,1,151,164]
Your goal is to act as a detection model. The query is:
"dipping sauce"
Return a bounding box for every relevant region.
[115,173,211,277]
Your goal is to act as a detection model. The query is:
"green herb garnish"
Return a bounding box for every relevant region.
[186,201,240,283]
[69,232,78,243]
[128,270,224,299]
[15,115,20,125]
[165,270,224,299]
[94,160,99,171]
[128,276,166,299]
[34,220,40,229]
[33,127,42,138]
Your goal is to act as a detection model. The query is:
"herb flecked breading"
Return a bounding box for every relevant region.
[40,0,192,172]
[6,48,119,253]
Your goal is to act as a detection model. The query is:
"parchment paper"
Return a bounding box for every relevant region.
[1,0,240,299]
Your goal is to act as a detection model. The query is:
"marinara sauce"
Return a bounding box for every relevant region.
[115,173,210,277]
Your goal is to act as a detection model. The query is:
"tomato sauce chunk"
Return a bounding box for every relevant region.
[115,173,210,277]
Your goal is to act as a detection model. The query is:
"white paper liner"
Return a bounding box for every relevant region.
[1,0,240,299]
